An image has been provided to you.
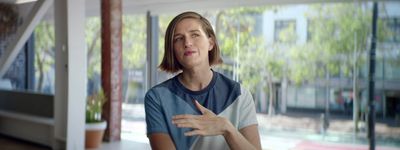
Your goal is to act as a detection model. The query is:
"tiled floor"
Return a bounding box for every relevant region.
[0,134,51,150]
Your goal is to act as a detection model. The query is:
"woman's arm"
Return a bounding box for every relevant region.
[148,133,176,150]
[172,100,261,150]
[224,124,261,150]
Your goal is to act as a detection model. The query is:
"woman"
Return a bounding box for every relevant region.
[145,11,261,150]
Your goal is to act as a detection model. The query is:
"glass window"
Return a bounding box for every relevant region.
[34,20,55,94]
[125,1,400,149]
[385,58,400,80]
[86,17,101,95]
[306,19,314,42]
[121,15,147,104]
[382,17,400,43]
[274,19,296,43]
[315,87,327,109]
[0,2,38,91]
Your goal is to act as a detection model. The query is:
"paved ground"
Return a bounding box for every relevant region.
[258,111,400,137]
[256,110,400,150]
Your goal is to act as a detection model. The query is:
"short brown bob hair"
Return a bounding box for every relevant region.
[159,11,223,73]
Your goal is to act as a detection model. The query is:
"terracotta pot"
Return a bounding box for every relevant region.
[85,121,107,149]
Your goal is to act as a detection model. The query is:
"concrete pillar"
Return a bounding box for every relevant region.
[54,0,86,149]
[101,0,123,142]
[146,12,159,90]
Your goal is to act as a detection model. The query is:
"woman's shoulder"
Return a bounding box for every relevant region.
[214,71,241,90]
[146,77,176,95]
[214,71,254,97]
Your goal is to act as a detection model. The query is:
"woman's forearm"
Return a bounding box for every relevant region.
[222,119,261,150]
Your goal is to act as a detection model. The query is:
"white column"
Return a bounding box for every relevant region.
[146,12,159,90]
[54,0,86,149]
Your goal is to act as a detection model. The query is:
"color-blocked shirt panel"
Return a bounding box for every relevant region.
[189,86,258,150]
[145,86,199,150]
[145,71,258,150]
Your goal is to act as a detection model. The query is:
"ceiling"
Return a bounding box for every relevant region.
[85,0,355,16]
[6,0,376,20]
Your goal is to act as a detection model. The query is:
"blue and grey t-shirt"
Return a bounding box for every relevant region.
[144,70,258,150]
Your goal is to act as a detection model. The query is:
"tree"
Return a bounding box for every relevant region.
[85,15,148,103]
[241,45,284,115]
[122,15,146,69]
[34,22,55,92]
[122,15,147,103]
[213,7,284,115]
[85,17,101,82]
[292,2,390,132]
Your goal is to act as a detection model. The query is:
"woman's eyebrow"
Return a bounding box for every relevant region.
[173,33,183,37]
[174,29,201,37]
[189,29,201,33]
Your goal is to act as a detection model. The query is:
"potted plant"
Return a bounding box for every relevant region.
[85,88,107,149]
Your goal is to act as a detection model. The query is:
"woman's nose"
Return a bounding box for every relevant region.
[184,38,192,47]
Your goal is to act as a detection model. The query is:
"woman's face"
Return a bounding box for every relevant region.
[173,18,214,70]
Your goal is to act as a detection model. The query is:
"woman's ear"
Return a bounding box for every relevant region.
[208,37,214,51]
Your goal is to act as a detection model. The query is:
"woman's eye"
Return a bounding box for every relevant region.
[174,37,183,42]
[192,34,199,38]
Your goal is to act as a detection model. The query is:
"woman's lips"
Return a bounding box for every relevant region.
[184,51,195,56]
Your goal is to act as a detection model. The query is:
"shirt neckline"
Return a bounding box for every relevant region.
[173,69,218,96]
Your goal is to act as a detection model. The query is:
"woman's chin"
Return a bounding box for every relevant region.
[181,62,201,70]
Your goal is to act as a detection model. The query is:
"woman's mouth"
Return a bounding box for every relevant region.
[184,51,195,56]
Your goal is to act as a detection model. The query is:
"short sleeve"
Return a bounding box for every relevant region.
[238,87,258,129]
[144,89,169,135]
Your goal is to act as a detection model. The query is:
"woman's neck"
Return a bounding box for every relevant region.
[179,67,213,91]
